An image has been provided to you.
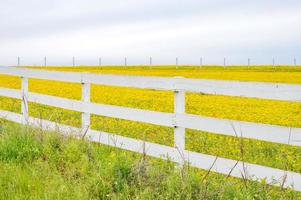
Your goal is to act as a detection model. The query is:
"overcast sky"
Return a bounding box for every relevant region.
[0,0,300,66]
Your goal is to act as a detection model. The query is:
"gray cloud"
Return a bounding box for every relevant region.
[0,0,300,65]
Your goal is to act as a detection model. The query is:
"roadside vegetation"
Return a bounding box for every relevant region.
[0,120,300,199]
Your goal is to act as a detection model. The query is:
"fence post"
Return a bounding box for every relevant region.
[81,78,90,131]
[174,77,185,165]
[21,76,28,124]
[200,57,203,68]
[294,57,297,66]
[248,58,250,68]
[73,56,75,67]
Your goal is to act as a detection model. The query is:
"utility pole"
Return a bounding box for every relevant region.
[73,56,75,67]
[99,57,102,66]
[223,57,226,68]
[200,57,203,68]
[272,57,275,68]
[149,56,152,69]
[44,56,47,66]
[124,57,127,66]
[248,58,250,68]
[17,56,20,66]
[176,57,178,69]
[294,57,297,66]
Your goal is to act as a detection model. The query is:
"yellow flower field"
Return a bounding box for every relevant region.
[29,65,301,84]
[0,65,301,176]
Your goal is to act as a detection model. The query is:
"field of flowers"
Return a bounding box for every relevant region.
[0,65,301,196]
[29,65,301,84]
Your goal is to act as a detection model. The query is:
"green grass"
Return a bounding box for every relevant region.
[0,120,300,199]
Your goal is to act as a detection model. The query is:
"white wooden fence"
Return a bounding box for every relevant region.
[1,66,301,191]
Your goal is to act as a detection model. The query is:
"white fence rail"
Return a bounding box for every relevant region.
[1,66,301,191]
[1,67,301,101]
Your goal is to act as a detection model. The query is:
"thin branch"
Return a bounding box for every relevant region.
[201,156,218,183]
[81,125,90,139]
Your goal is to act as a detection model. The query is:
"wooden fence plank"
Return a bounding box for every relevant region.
[1,67,301,101]
[0,87,21,99]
